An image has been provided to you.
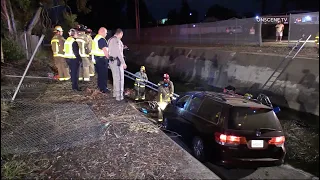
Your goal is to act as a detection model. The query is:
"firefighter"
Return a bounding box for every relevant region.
[134,66,148,100]
[157,73,174,123]
[85,28,95,77]
[75,25,91,82]
[315,32,319,57]
[51,25,70,81]
[64,29,82,91]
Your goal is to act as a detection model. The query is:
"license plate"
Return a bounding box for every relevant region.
[251,140,264,148]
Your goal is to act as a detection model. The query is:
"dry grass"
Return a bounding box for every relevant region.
[1,101,14,129]
[281,118,319,177]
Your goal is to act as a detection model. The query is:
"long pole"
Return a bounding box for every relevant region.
[11,34,45,101]
[24,32,29,59]
[287,13,291,47]
[135,0,140,41]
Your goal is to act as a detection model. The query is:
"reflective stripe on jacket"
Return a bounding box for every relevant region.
[76,38,89,57]
[158,85,171,103]
[51,35,65,57]
[134,72,148,87]
[63,37,76,59]
[91,34,106,57]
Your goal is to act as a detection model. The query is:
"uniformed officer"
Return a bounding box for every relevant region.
[108,28,127,101]
[75,25,91,82]
[85,28,95,77]
[157,73,174,123]
[51,25,70,81]
[64,29,82,91]
[134,66,148,100]
[91,27,109,93]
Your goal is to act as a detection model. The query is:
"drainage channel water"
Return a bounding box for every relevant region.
[121,61,319,178]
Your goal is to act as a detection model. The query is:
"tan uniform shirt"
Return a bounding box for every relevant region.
[108,36,125,64]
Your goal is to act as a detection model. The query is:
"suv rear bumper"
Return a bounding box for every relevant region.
[214,146,286,168]
[218,157,285,168]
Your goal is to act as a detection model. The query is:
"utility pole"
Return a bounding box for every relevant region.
[135,0,140,41]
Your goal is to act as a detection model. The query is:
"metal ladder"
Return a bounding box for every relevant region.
[260,34,312,90]
[123,70,180,98]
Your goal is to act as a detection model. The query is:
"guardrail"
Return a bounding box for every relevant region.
[123,70,179,98]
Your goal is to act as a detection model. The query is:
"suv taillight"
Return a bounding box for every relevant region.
[268,136,285,147]
[215,132,247,146]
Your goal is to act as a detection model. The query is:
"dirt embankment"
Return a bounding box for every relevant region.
[1,64,217,179]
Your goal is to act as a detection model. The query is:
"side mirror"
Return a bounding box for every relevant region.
[176,102,185,108]
[171,99,176,105]
[273,107,281,114]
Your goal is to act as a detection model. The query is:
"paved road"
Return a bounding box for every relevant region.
[166,132,318,180]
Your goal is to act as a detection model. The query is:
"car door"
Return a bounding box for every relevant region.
[180,94,204,140]
[196,98,224,148]
[163,94,191,133]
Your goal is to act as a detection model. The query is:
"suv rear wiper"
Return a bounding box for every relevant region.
[256,128,277,132]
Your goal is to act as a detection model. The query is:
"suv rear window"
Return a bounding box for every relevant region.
[228,107,282,131]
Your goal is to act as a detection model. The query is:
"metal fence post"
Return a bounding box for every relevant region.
[11,34,45,102]
[235,18,238,46]
[259,19,263,47]
[288,13,292,47]
[24,32,29,59]
[199,23,202,45]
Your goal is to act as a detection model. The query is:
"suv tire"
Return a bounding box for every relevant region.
[192,136,206,162]
[162,117,170,130]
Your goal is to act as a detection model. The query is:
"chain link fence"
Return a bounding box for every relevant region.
[288,12,319,46]
[122,12,319,47]
[124,17,262,46]
[1,101,103,155]
[1,79,105,156]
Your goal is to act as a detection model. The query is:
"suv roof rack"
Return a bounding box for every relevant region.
[205,92,227,102]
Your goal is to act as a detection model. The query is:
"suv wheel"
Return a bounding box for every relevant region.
[192,136,206,162]
[162,117,170,130]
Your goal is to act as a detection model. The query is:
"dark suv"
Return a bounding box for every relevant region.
[162,91,286,167]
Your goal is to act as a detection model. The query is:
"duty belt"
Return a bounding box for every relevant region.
[109,56,117,61]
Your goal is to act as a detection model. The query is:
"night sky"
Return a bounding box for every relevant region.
[70,0,319,30]
[144,0,314,20]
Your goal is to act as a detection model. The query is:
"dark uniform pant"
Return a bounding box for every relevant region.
[95,56,109,92]
[66,58,80,90]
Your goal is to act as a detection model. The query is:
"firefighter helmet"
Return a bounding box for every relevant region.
[68,28,77,37]
[140,66,146,71]
[86,28,92,34]
[163,73,170,79]
[77,24,86,32]
[53,25,63,32]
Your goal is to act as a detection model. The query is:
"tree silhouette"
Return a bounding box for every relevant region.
[178,0,198,24]
[127,0,155,28]
[166,9,178,25]
[206,4,239,20]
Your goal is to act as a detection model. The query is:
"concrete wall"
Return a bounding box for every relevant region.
[126,44,319,116]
